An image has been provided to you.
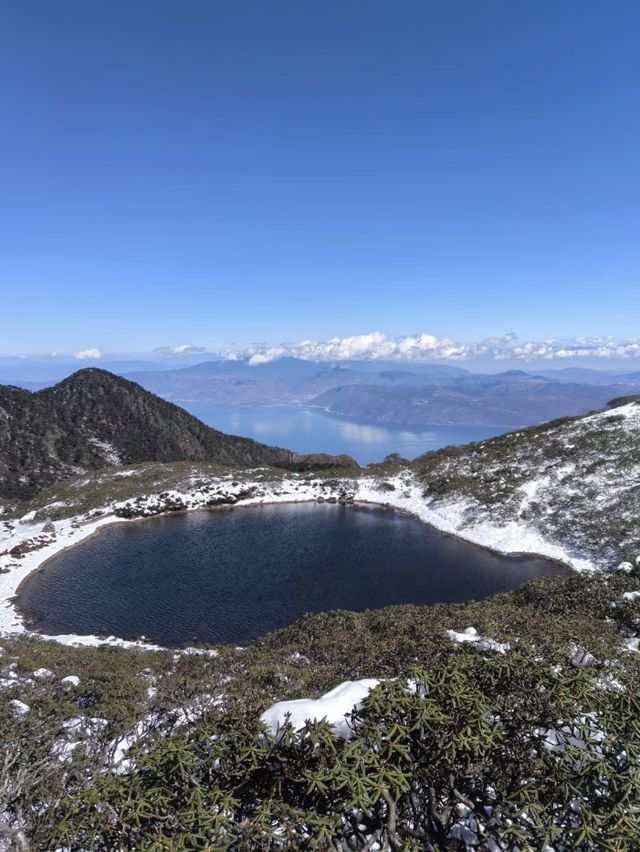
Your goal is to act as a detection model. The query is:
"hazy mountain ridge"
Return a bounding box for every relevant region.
[312,374,640,427]
[122,358,640,427]
[125,358,471,407]
[0,370,357,502]
[5,357,640,429]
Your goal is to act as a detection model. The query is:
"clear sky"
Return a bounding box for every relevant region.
[1,0,639,359]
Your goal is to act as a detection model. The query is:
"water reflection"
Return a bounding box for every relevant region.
[181,402,506,465]
[333,418,389,445]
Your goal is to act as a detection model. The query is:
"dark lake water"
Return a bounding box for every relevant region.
[180,402,505,465]
[18,504,569,647]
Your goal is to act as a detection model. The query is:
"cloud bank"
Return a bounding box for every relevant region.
[153,344,206,356]
[73,348,103,360]
[231,332,640,365]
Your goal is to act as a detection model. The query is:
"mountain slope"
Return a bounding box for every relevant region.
[408,397,640,564]
[0,369,355,501]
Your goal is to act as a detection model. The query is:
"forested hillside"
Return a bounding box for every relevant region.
[0,370,356,502]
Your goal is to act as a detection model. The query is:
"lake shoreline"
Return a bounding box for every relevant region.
[0,470,593,650]
[15,501,571,648]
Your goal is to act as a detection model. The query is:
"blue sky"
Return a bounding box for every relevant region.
[1,1,639,361]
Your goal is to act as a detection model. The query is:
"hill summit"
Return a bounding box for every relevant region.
[0,369,357,501]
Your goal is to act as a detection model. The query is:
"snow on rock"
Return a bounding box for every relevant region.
[611,590,640,606]
[447,627,479,643]
[0,675,18,691]
[61,675,80,687]
[624,637,640,653]
[570,645,598,667]
[261,679,380,740]
[449,805,481,847]
[446,627,510,654]
[10,699,30,716]
[32,667,54,679]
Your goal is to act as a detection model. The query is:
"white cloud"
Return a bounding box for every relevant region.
[241,332,483,364]
[228,332,640,365]
[73,348,103,360]
[244,332,461,364]
[153,344,206,356]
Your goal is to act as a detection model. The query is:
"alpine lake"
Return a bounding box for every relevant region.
[17,502,569,647]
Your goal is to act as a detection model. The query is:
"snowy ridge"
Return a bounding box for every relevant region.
[412,400,640,565]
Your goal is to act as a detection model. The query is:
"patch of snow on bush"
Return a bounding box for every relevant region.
[610,590,640,607]
[33,667,54,679]
[261,679,380,740]
[446,627,510,654]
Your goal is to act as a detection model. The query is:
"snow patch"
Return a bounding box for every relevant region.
[446,627,510,654]
[32,667,54,679]
[88,437,122,465]
[261,679,380,740]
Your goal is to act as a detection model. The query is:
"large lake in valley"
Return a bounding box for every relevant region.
[18,504,569,647]
[180,402,506,465]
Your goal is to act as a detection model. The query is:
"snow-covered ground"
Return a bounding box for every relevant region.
[0,467,596,649]
[411,400,640,566]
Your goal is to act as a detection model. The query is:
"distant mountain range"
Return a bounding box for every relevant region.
[120,358,640,428]
[0,370,357,501]
[4,357,640,430]
[309,372,640,428]
[123,357,468,405]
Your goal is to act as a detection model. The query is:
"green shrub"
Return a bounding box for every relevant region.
[51,656,640,851]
